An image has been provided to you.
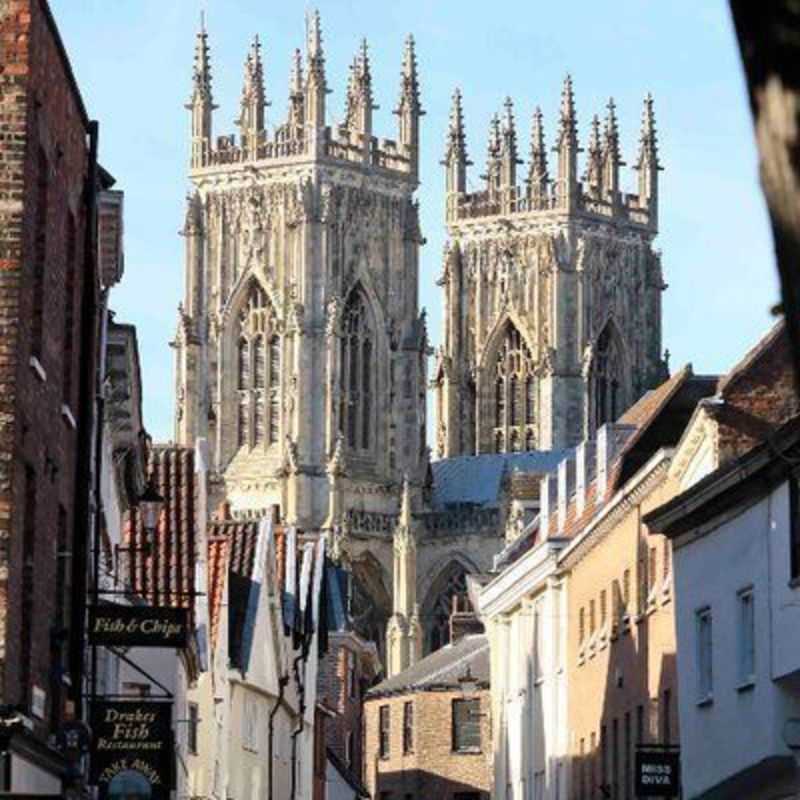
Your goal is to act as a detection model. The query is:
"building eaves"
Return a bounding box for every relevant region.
[644,414,800,540]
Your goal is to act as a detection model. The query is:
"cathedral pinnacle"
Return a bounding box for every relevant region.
[602,97,623,167]
[306,9,323,59]
[304,9,328,129]
[444,88,468,164]
[396,34,421,113]
[585,113,603,196]
[290,47,304,96]
[238,35,268,152]
[187,16,214,108]
[528,106,549,208]
[557,73,578,148]
[636,93,660,169]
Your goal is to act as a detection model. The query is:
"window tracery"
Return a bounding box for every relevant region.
[339,289,375,452]
[592,323,626,431]
[491,323,537,453]
[236,282,280,450]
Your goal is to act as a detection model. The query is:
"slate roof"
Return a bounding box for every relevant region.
[540,366,717,541]
[430,451,570,509]
[125,445,197,618]
[367,634,490,697]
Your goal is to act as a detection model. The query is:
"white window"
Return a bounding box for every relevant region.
[696,607,713,702]
[738,588,755,685]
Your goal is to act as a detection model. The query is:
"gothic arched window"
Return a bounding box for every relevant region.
[236,282,280,450]
[423,568,469,654]
[592,323,627,432]
[339,288,375,452]
[491,323,537,453]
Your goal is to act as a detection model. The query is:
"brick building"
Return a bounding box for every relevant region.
[0,0,119,792]
[364,633,492,800]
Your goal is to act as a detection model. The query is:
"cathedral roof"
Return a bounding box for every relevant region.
[367,633,490,697]
[430,451,571,509]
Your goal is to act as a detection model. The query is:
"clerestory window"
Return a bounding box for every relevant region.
[236,282,280,450]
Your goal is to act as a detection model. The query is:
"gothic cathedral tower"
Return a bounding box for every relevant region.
[434,79,666,457]
[173,15,428,530]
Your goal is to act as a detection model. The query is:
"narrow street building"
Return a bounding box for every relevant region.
[0,0,126,790]
[645,320,800,799]
[364,624,492,800]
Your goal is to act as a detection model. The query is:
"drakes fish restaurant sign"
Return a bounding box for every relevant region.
[89,603,189,648]
[90,701,173,800]
[635,748,680,797]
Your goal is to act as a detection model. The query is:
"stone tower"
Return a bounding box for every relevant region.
[434,79,666,457]
[173,15,428,531]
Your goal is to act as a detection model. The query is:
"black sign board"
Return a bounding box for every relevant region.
[90,701,173,800]
[89,604,189,648]
[636,749,680,797]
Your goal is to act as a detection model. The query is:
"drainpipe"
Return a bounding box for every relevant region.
[289,652,307,800]
[70,120,99,720]
[268,673,289,800]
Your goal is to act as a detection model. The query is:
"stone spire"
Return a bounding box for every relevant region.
[304,9,327,130]
[584,113,603,199]
[601,97,624,203]
[342,56,359,130]
[287,48,305,130]
[500,96,519,192]
[386,474,422,676]
[555,73,580,210]
[485,112,502,195]
[351,38,377,144]
[238,35,267,156]
[186,16,216,167]
[395,34,424,180]
[528,106,549,209]
[636,93,661,225]
[443,88,469,211]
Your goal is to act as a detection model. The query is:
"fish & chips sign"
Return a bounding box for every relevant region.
[89,603,188,648]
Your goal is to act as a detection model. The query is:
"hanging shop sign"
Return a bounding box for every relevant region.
[90,701,173,800]
[635,748,680,797]
[88,603,189,648]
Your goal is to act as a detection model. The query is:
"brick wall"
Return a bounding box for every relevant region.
[717,325,799,461]
[364,689,492,800]
[318,636,375,782]
[0,0,91,736]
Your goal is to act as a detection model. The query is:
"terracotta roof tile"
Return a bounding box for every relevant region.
[207,536,229,652]
[125,445,197,620]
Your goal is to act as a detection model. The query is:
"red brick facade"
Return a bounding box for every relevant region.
[317,635,377,785]
[0,0,93,738]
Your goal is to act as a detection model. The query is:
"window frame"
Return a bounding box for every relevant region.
[451,698,481,754]
[378,704,390,759]
[402,700,414,754]
[737,587,755,688]
[696,606,714,705]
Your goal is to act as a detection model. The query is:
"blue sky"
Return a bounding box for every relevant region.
[50,0,777,443]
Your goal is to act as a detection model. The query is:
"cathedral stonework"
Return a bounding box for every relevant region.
[173,15,667,676]
[434,81,667,458]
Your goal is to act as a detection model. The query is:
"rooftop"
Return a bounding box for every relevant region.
[367,634,489,697]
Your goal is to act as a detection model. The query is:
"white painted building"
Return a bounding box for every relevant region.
[480,537,569,800]
[646,418,800,798]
